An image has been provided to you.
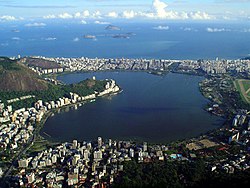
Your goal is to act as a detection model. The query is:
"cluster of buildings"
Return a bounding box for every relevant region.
[209,149,249,174]
[14,137,183,187]
[12,129,250,187]
[178,58,250,75]
[0,80,120,180]
[0,102,45,151]
[228,111,250,145]
[28,66,64,75]
[24,56,250,76]
[26,56,177,73]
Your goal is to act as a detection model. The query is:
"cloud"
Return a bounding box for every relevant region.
[189,11,212,20]
[43,14,56,19]
[107,11,118,18]
[83,10,90,17]
[153,0,168,18]
[58,13,73,19]
[11,37,20,40]
[206,27,231,32]
[25,22,46,27]
[73,37,80,42]
[122,10,137,19]
[40,0,214,21]
[242,28,250,32]
[80,20,87,24]
[153,25,169,30]
[94,20,110,24]
[93,11,102,18]
[181,27,198,32]
[0,42,9,47]
[0,15,17,21]
[150,0,213,20]
[74,12,81,18]
[44,37,57,41]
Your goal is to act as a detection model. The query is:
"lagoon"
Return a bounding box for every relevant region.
[42,72,223,143]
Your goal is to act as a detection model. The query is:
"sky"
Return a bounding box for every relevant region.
[0,0,250,22]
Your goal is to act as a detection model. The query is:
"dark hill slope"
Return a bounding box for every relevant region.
[0,57,48,92]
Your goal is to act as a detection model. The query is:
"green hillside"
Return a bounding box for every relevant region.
[0,57,48,92]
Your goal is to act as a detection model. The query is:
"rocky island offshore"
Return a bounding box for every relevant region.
[0,56,250,187]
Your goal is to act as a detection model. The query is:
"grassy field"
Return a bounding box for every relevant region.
[234,79,250,104]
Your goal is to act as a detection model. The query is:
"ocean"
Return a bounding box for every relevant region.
[0,21,250,59]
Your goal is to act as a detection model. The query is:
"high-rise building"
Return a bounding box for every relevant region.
[143,142,147,152]
[72,140,78,149]
[108,139,112,147]
[129,148,134,158]
[94,150,103,161]
[98,137,102,148]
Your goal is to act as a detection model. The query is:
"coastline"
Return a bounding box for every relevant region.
[40,71,226,144]
[37,87,122,143]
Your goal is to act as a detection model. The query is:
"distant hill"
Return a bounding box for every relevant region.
[241,57,250,60]
[105,25,121,31]
[24,57,62,69]
[0,57,48,92]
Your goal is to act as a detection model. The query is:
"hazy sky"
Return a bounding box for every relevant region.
[0,0,250,21]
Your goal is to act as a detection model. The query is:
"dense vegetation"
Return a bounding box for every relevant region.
[0,57,48,91]
[0,57,107,109]
[0,79,107,110]
[0,57,20,73]
[113,160,250,188]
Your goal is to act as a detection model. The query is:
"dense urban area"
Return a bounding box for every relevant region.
[0,56,250,187]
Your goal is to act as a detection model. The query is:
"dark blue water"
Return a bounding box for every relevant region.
[1,21,250,59]
[42,72,223,143]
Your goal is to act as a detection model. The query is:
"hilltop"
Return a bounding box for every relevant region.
[0,57,48,92]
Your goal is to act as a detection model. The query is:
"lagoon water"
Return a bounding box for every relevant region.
[42,72,223,143]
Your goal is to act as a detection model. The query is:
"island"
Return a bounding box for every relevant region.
[105,25,121,31]
[83,35,96,39]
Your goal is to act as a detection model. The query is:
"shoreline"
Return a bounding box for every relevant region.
[38,70,227,145]
[37,88,122,143]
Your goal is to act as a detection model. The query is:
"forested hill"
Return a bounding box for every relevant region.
[0,57,48,92]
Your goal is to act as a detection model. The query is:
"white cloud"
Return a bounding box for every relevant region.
[107,11,118,18]
[83,10,90,17]
[1,42,9,46]
[43,14,56,19]
[80,20,87,24]
[40,0,214,21]
[153,25,169,30]
[122,10,137,19]
[94,20,110,25]
[25,22,46,27]
[189,11,212,20]
[150,0,213,20]
[153,0,168,18]
[74,12,81,18]
[73,37,80,42]
[0,15,18,21]
[206,27,231,32]
[181,27,198,32]
[242,28,250,32]
[12,37,20,40]
[45,37,57,41]
[58,13,73,19]
[93,11,102,18]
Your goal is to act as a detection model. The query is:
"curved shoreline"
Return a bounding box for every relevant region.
[40,71,226,144]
